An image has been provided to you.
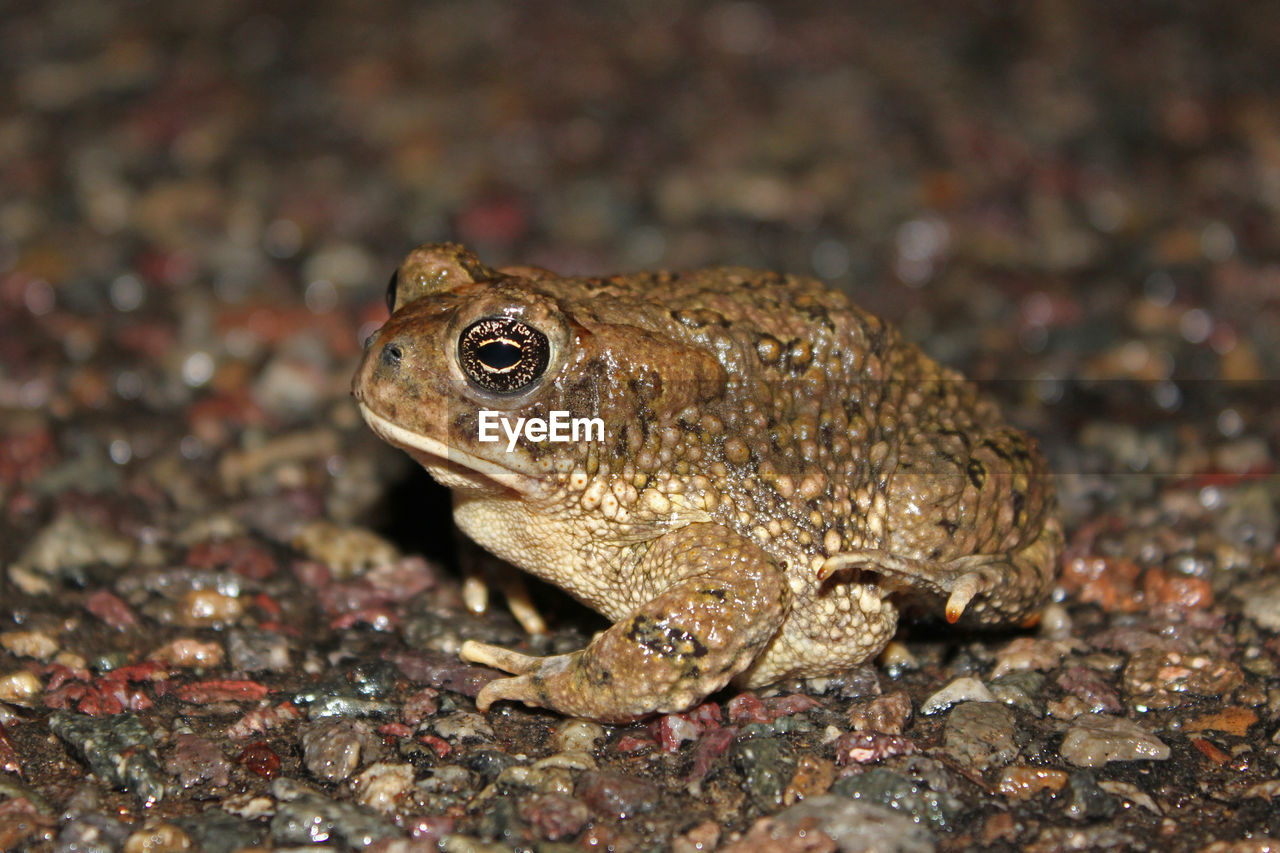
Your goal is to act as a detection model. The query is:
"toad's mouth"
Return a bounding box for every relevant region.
[357,403,536,494]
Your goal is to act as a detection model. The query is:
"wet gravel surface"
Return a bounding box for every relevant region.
[2,1,1280,851]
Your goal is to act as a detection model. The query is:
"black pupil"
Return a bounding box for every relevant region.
[478,340,522,371]
[458,317,550,394]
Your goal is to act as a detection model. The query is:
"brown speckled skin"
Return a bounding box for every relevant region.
[352,243,1061,722]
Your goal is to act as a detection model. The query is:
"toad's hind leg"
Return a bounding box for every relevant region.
[460,523,789,723]
[821,513,1062,626]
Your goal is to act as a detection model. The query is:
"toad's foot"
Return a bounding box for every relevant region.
[820,516,1061,626]
[459,523,789,723]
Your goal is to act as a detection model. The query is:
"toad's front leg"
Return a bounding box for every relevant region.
[460,523,789,723]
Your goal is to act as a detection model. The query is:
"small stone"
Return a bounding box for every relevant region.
[833,731,917,766]
[989,671,1046,716]
[1184,707,1258,736]
[1059,714,1171,767]
[353,761,415,813]
[784,755,836,804]
[50,712,166,805]
[226,629,292,673]
[1236,576,1280,632]
[150,638,224,668]
[431,711,494,744]
[292,520,399,579]
[576,769,658,819]
[944,702,1019,771]
[1062,770,1118,821]
[831,768,964,831]
[997,766,1069,799]
[269,780,399,847]
[123,822,194,853]
[174,590,243,628]
[463,749,520,782]
[990,637,1078,679]
[847,690,912,734]
[553,719,605,753]
[0,670,43,704]
[0,629,60,661]
[517,792,590,841]
[8,513,135,594]
[301,720,376,783]
[672,821,721,853]
[921,677,995,715]
[733,736,794,808]
[476,794,527,846]
[164,733,231,789]
[1056,666,1122,714]
[773,795,935,853]
[1123,648,1244,710]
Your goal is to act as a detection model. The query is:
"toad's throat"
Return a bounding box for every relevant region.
[357,403,536,494]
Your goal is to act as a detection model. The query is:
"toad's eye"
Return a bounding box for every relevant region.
[458,316,550,394]
[385,269,400,314]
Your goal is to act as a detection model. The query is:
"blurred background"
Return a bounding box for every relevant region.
[5,0,1278,576]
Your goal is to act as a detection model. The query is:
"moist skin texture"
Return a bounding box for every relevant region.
[352,243,1061,723]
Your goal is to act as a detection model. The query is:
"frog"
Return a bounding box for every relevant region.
[352,243,1061,723]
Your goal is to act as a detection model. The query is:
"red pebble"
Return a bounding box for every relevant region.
[237,741,282,778]
[176,679,271,703]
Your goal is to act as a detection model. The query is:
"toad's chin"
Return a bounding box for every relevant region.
[357,403,535,494]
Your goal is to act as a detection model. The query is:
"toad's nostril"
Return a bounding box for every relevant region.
[380,342,403,369]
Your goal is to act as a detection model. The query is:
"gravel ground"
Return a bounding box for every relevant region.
[2,1,1279,851]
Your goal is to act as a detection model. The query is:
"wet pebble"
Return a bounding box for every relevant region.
[944,701,1019,771]
[734,736,795,808]
[354,761,416,813]
[996,766,1068,799]
[783,754,836,804]
[0,798,56,851]
[833,731,917,766]
[0,629,60,661]
[553,719,605,753]
[50,711,166,805]
[292,520,399,579]
[576,768,658,819]
[122,821,194,853]
[430,711,495,744]
[1123,648,1244,710]
[270,778,400,847]
[150,637,224,668]
[463,748,521,782]
[307,694,398,720]
[831,768,964,833]
[1059,714,1171,767]
[1056,665,1122,714]
[1062,769,1118,820]
[173,589,244,628]
[164,732,231,788]
[989,671,1046,716]
[0,670,43,704]
[1236,575,1280,632]
[226,628,292,672]
[920,676,995,715]
[301,719,377,783]
[8,513,135,595]
[517,792,590,841]
[847,689,912,734]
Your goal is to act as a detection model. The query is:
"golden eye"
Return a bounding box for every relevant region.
[457,317,550,394]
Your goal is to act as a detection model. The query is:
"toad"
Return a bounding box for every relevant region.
[352,243,1060,722]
